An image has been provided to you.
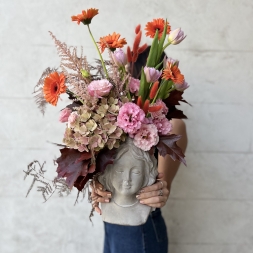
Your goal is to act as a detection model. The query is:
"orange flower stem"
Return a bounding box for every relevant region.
[87,25,109,78]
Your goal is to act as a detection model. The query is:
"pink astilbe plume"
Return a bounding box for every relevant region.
[49,32,99,110]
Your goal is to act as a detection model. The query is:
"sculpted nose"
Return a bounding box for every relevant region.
[123,171,131,183]
[123,180,130,186]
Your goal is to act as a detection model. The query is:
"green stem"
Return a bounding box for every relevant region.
[167,86,175,94]
[87,25,109,78]
[163,41,171,51]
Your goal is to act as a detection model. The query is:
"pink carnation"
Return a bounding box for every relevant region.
[128,77,140,95]
[59,108,71,123]
[149,99,169,119]
[153,118,172,135]
[143,117,153,124]
[117,102,145,135]
[133,124,159,151]
[87,79,113,98]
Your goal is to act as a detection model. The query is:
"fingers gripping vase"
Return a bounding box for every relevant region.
[98,137,158,225]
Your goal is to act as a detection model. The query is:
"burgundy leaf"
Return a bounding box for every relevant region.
[157,135,186,166]
[166,107,187,120]
[164,90,190,106]
[74,174,93,191]
[56,148,92,188]
[96,148,117,173]
[66,101,82,110]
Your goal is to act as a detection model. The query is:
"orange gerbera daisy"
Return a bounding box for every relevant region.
[145,18,171,39]
[162,64,184,84]
[71,8,99,25]
[99,32,127,53]
[43,72,66,106]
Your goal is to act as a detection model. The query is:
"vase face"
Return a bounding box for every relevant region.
[110,152,145,196]
[98,138,158,225]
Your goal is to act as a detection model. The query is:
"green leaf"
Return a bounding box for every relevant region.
[157,19,168,61]
[146,30,159,67]
[138,67,149,101]
[155,59,164,70]
[157,80,173,99]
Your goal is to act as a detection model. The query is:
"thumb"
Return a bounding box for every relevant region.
[157,172,164,180]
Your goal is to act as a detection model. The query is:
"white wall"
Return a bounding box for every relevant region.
[0,0,252,252]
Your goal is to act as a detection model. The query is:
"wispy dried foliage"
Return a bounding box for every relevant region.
[24,160,70,202]
[49,31,89,78]
[49,31,99,109]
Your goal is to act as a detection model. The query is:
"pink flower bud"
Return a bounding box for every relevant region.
[87,79,113,98]
[168,28,186,45]
[144,67,162,83]
[128,77,140,95]
[59,108,71,123]
[112,49,127,67]
[174,80,189,91]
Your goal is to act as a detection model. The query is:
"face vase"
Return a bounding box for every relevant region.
[98,137,158,225]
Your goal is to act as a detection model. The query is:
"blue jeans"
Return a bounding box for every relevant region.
[103,208,168,253]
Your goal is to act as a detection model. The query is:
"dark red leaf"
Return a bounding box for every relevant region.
[56,148,92,188]
[164,90,190,106]
[96,148,117,173]
[166,107,188,120]
[74,174,93,191]
[157,135,186,166]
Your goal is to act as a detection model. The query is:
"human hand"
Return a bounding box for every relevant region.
[136,173,170,208]
[90,180,111,215]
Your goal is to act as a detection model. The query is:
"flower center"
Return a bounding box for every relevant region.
[54,84,58,92]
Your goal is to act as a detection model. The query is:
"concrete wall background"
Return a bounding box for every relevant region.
[0,0,253,252]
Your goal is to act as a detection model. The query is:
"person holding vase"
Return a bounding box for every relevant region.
[91,118,187,253]
[91,47,188,253]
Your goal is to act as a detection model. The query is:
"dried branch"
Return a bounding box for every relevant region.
[24,160,70,202]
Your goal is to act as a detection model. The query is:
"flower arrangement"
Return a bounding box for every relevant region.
[26,8,189,200]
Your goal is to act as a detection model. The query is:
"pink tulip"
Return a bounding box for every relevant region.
[144,67,161,83]
[174,80,189,91]
[59,108,71,123]
[112,49,127,67]
[168,28,186,45]
[128,77,140,95]
[88,79,113,98]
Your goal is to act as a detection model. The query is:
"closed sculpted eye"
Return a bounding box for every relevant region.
[115,167,124,173]
[131,168,141,175]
